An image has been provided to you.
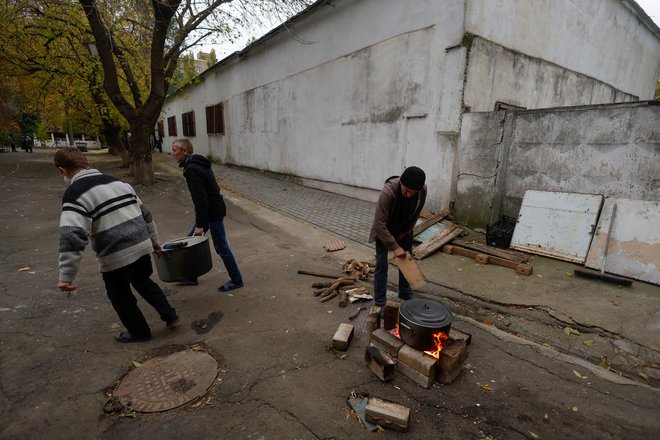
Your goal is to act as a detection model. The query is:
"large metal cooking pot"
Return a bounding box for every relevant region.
[152,236,212,282]
[399,298,452,351]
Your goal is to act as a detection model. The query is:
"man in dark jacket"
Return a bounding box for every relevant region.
[171,138,244,292]
[54,147,178,343]
[368,166,427,307]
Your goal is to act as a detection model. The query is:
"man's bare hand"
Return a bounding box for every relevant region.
[393,247,406,258]
[193,227,205,236]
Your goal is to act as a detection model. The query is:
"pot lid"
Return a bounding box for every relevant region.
[399,298,452,328]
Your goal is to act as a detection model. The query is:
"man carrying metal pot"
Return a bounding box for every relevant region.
[171,138,244,293]
[368,166,427,307]
[54,147,179,343]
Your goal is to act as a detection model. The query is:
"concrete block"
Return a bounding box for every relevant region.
[449,327,472,346]
[370,328,404,358]
[365,397,410,432]
[437,357,466,384]
[383,301,399,331]
[365,346,396,382]
[332,323,354,351]
[365,306,381,335]
[438,339,468,374]
[398,344,437,377]
[397,358,435,389]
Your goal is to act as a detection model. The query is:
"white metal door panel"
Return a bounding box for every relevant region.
[585,198,660,285]
[510,190,603,263]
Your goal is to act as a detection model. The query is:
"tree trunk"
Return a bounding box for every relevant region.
[130,122,155,185]
[101,120,131,166]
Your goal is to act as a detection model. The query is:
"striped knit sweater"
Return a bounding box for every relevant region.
[58,169,159,282]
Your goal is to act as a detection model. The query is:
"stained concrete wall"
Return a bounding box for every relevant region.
[161,0,660,214]
[454,101,660,228]
[466,0,660,101]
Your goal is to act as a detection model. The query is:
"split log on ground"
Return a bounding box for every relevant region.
[365,397,410,432]
[413,209,451,236]
[442,244,533,275]
[318,278,353,298]
[312,279,355,289]
[298,269,342,279]
[338,292,348,308]
[349,306,366,320]
[332,323,354,351]
[320,291,338,303]
[451,239,528,263]
[365,346,396,381]
[413,224,464,259]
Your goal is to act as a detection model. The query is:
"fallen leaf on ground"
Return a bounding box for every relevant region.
[18,267,31,272]
[572,369,587,379]
[483,319,493,326]
[599,355,610,369]
[132,361,142,367]
[480,384,494,391]
[529,431,539,439]
[583,340,594,347]
[563,327,580,336]
[639,372,649,382]
[572,406,578,412]
[565,271,573,277]
[543,413,549,422]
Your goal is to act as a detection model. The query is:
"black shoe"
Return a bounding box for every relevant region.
[398,292,415,301]
[178,279,198,286]
[166,317,180,328]
[115,331,151,343]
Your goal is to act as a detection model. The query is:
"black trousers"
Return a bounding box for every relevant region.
[102,254,177,337]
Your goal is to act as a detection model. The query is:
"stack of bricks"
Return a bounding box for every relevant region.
[367,320,469,388]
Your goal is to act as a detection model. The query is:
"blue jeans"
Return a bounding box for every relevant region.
[188,220,242,285]
[373,233,414,306]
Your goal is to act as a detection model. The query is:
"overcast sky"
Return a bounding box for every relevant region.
[204,0,660,58]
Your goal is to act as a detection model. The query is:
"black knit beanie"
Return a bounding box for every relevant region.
[400,166,425,190]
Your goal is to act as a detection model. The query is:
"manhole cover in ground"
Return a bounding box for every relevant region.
[114,350,218,413]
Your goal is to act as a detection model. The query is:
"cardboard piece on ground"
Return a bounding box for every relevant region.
[393,252,427,289]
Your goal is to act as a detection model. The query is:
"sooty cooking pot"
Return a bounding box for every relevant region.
[153,236,212,282]
[399,298,452,351]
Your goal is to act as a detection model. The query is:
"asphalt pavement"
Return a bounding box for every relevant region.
[0,149,658,440]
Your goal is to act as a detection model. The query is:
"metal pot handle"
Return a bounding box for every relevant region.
[399,321,412,330]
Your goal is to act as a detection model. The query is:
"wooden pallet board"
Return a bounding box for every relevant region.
[442,244,533,276]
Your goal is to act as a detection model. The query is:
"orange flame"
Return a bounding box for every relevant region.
[424,331,449,359]
[389,323,400,339]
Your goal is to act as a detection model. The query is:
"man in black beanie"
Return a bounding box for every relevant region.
[368,166,427,307]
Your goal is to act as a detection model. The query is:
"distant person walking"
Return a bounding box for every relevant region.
[8,135,16,152]
[54,147,178,342]
[369,166,427,307]
[171,138,244,292]
[22,135,33,153]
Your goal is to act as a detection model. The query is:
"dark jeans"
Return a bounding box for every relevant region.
[102,254,177,337]
[373,233,414,306]
[188,220,242,285]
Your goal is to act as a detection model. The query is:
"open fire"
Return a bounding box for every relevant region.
[389,325,448,360]
[423,331,449,359]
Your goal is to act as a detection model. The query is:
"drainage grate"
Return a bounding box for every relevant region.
[114,350,218,413]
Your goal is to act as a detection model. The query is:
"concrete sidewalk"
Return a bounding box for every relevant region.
[190,160,660,346]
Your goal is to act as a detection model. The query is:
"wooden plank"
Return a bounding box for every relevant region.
[452,239,528,263]
[393,252,427,289]
[413,209,451,236]
[413,226,463,260]
[442,245,533,276]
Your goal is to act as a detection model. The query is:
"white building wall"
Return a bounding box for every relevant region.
[162,0,466,211]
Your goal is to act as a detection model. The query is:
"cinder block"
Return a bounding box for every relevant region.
[398,344,437,377]
[365,397,410,432]
[437,357,466,384]
[397,358,435,389]
[383,300,399,331]
[438,339,468,373]
[366,313,380,335]
[448,327,472,346]
[332,323,354,351]
[370,328,404,358]
[365,346,396,382]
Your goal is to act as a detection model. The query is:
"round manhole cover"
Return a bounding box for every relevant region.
[114,350,218,413]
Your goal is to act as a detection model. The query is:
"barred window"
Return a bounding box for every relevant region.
[167,116,177,136]
[205,103,224,134]
[182,111,196,137]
